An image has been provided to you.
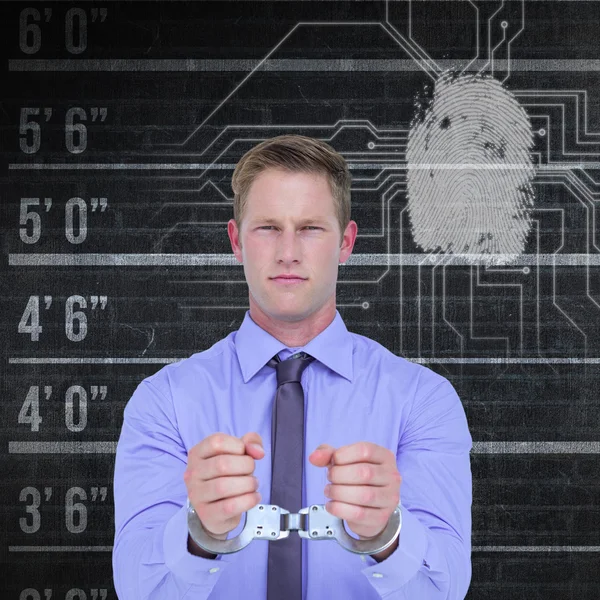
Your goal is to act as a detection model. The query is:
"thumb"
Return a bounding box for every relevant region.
[309,443,335,466]
[241,432,264,458]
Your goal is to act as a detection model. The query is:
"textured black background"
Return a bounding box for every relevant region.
[1,1,599,598]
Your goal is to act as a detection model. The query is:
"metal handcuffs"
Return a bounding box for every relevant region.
[187,500,402,556]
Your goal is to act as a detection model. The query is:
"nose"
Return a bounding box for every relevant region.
[275,228,302,264]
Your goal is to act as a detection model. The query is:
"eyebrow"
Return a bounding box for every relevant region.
[251,217,327,226]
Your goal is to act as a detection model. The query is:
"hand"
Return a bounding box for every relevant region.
[184,432,265,538]
[309,441,401,540]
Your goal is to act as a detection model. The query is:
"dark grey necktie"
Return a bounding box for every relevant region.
[266,350,315,600]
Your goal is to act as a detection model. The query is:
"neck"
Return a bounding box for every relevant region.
[248,298,336,347]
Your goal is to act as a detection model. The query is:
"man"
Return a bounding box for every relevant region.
[113,134,473,599]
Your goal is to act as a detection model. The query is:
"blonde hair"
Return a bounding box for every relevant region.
[231,134,352,246]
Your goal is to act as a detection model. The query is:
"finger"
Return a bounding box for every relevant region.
[193,474,259,504]
[240,431,264,448]
[208,474,260,503]
[325,499,388,525]
[241,432,265,457]
[200,490,261,529]
[202,453,256,481]
[309,444,335,466]
[244,442,265,460]
[324,483,390,509]
[195,433,247,460]
[328,463,390,486]
[331,442,394,467]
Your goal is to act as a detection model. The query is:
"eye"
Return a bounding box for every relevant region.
[258,226,321,230]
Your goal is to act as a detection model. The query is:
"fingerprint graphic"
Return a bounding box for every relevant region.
[406,72,535,264]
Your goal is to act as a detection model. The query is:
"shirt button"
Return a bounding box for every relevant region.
[372,573,383,578]
[209,567,220,573]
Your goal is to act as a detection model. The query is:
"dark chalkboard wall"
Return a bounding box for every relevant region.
[1,1,599,598]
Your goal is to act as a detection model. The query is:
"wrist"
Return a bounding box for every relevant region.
[187,533,219,559]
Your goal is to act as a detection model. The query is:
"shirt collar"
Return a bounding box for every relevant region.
[234,309,354,384]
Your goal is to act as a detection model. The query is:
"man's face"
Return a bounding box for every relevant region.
[228,168,356,323]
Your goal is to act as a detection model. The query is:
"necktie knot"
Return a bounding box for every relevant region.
[268,351,315,387]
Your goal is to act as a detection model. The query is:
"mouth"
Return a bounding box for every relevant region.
[270,276,307,285]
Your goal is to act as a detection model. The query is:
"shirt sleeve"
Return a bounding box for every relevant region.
[112,377,234,599]
[361,372,473,599]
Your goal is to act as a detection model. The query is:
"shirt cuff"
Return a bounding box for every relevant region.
[163,503,231,586]
[361,504,428,595]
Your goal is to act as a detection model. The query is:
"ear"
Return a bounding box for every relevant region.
[228,219,243,263]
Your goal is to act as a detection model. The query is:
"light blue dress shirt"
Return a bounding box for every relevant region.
[113,309,473,599]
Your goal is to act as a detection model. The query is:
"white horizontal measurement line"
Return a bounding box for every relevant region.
[9,163,236,170]
[9,358,600,365]
[9,253,600,267]
[9,357,181,364]
[472,546,600,552]
[11,59,600,72]
[9,546,113,552]
[8,163,600,170]
[8,442,600,454]
[8,545,600,553]
[473,442,600,453]
[9,442,118,453]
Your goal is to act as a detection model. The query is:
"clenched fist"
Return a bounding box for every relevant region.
[184,432,265,544]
